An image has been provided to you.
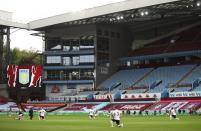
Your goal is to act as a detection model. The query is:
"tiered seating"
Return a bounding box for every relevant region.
[193,86,201,91]
[78,91,97,95]
[101,103,152,111]
[128,25,201,57]
[96,91,109,95]
[147,102,170,111]
[22,103,66,112]
[135,65,194,93]
[180,102,201,111]
[167,42,201,53]
[123,89,147,94]
[179,65,201,85]
[160,101,188,111]
[175,26,201,42]
[169,87,191,92]
[99,64,197,93]
[63,103,97,111]
[0,102,18,112]
[128,43,168,57]
[98,68,153,90]
[147,100,201,112]
[129,42,201,57]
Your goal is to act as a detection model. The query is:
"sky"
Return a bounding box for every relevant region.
[0,0,125,51]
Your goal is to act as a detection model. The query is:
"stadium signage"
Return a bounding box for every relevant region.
[47,96,87,101]
[19,69,29,84]
[94,95,107,99]
[94,94,113,100]
[121,93,161,99]
[169,91,201,97]
[120,104,146,110]
[7,65,42,88]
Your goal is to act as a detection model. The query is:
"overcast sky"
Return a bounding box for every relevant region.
[0,0,124,51]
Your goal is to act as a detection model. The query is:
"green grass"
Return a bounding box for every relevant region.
[0,114,201,131]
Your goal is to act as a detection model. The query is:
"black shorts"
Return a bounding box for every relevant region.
[89,115,94,118]
[172,115,176,119]
[111,119,120,125]
[40,116,44,119]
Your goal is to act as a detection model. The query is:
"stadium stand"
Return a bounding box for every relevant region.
[62,103,98,111]
[2,2,201,116]
[193,86,201,91]
[100,102,153,112]
[98,68,153,90]
[179,65,201,85]
[147,98,201,114]
[135,65,196,92]
[21,103,66,112]
[128,25,201,57]
[99,64,200,93]
[0,102,18,112]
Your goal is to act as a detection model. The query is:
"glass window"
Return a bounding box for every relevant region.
[80,55,94,63]
[71,71,79,80]
[63,46,70,51]
[80,39,94,49]
[63,71,70,80]
[80,45,94,49]
[72,46,79,51]
[47,71,60,80]
[133,60,139,65]
[127,61,131,66]
[63,57,71,65]
[47,56,61,64]
[80,69,94,80]
[72,56,79,65]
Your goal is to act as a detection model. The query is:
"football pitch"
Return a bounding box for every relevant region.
[0,114,201,131]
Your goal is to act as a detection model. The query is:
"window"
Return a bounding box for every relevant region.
[80,45,94,49]
[72,46,79,51]
[80,39,94,49]
[63,57,71,65]
[47,56,61,64]
[63,71,71,80]
[72,56,79,65]
[80,69,94,79]
[127,61,131,66]
[63,46,70,51]
[133,60,139,65]
[80,55,95,63]
[47,71,60,80]
[71,71,79,80]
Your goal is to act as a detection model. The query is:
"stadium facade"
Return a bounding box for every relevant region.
[1,0,201,104]
[28,0,201,101]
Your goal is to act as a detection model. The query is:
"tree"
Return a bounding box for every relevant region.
[0,47,41,84]
[10,48,41,65]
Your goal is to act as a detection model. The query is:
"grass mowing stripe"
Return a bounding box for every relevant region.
[0,115,201,131]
